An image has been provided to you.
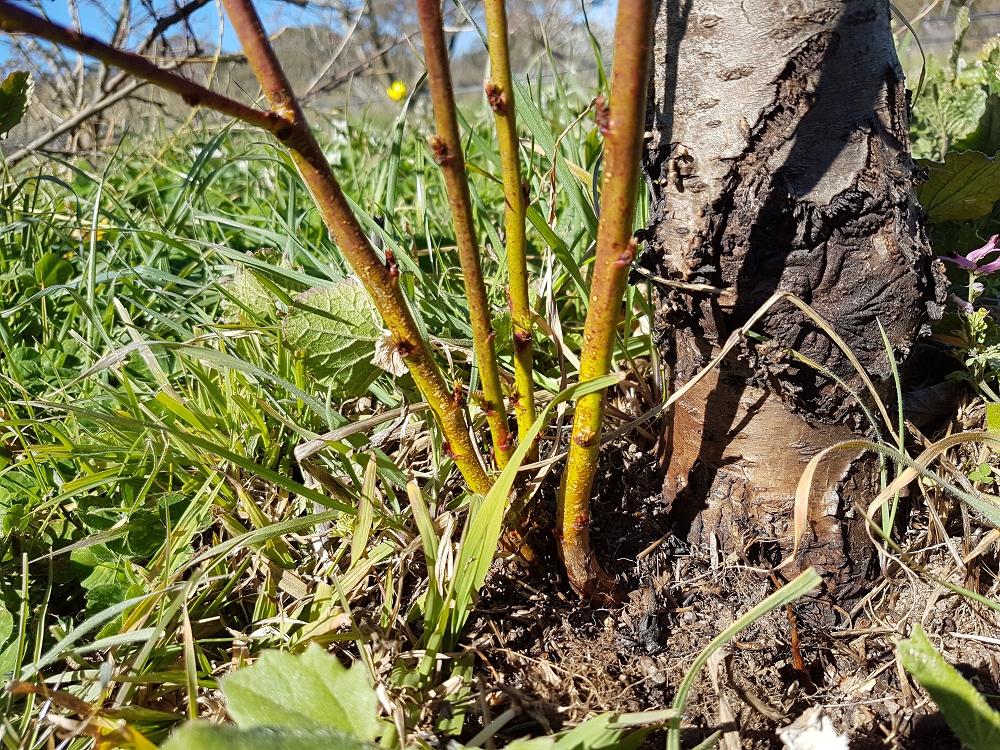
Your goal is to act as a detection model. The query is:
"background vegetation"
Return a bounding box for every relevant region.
[3,1,1000,748]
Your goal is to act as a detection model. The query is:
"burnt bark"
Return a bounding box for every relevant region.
[643,0,946,585]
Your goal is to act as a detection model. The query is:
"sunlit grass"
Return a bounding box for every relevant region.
[0,67,660,745]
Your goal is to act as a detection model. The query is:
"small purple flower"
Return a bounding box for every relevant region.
[950,294,974,314]
[944,235,1000,273]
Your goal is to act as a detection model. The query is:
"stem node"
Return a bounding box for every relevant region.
[484,78,507,111]
[595,95,611,136]
[572,427,598,448]
[613,237,639,268]
[385,249,399,279]
[428,134,453,165]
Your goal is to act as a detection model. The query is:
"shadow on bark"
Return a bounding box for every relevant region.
[642,0,945,587]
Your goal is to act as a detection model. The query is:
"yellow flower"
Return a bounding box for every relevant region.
[386,81,407,101]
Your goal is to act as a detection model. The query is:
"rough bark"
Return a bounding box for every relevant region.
[643,0,946,584]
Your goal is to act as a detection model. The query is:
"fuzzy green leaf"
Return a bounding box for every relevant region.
[0,71,32,139]
[898,623,1000,750]
[161,723,373,750]
[35,253,74,289]
[917,150,1000,223]
[908,52,986,160]
[223,249,304,323]
[221,643,380,739]
[282,278,382,398]
[953,95,1000,155]
[0,604,17,675]
[224,266,278,321]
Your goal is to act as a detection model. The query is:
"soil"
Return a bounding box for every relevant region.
[456,430,1000,749]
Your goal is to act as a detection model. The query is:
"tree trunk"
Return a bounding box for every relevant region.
[643,0,946,586]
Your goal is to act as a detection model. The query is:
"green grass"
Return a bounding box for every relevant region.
[7,17,1000,749]
[0,74,658,748]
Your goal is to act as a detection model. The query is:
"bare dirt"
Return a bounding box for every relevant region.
[459,432,1000,749]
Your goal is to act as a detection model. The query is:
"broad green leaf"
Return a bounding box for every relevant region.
[35,252,74,288]
[953,94,1000,155]
[0,604,17,675]
[987,403,1000,434]
[898,623,1000,750]
[917,150,1000,223]
[161,722,372,750]
[283,278,382,398]
[223,249,304,323]
[221,643,380,739]
[224,262,280,321]
[71,544,128,591]
[0,71,32,139]
[910,51,991,160]
[84,582,130,617]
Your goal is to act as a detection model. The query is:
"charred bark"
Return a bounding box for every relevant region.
[643,0,946,586]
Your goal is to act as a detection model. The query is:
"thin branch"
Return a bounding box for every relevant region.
[135,0,214,56]
[484,0,537,465]
[0,1,287,136]
[415,0,514,468]
[302,35,410,102]
[218,0,493,492]
[557,0,655,601]
[299,34,402,102]
[7,76,147,166]
[7,0,208,164]
[302,0,366,99]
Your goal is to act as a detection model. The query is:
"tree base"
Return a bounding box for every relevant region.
[663,361,875,590]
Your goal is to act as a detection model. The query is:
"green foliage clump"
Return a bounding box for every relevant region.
[899,624,1000,750]
[163,645,380,750]
[909,9,1000,161]
[904,23,1000,400]
[0,59,643,745]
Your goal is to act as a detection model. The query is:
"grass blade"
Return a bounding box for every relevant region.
[666,568,822,750]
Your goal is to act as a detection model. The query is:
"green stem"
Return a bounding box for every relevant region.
[0,0,493,495]
[417,0,514,469]
[556,0,654,601]
[483,0,537,465]
[415,0,513,469]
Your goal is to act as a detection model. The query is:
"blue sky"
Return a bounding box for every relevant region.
[12,0,616,65]
[22,0,335,52]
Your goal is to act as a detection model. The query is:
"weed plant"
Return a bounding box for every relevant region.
[0,30,665,746]
[3,2,1000,748]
